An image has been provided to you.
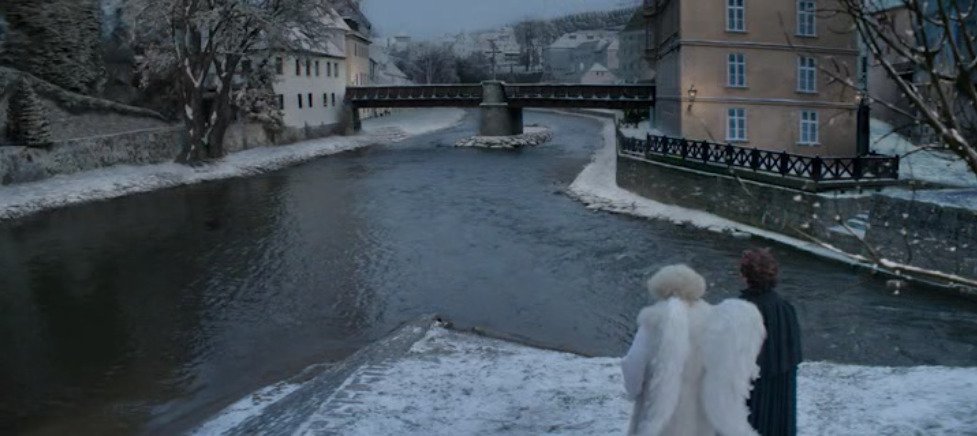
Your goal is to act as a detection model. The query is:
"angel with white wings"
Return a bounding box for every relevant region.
[621,264,766,436]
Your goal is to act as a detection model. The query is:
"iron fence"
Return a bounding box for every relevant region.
[619,131,900,182]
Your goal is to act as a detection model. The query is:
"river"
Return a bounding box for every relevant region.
[1,111,975,434]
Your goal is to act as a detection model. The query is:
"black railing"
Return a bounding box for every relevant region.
[619,132,900,182]
[345,85,483,106]
[504,84,655,101]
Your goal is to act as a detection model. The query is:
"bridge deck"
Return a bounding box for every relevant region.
[345,84,655,109]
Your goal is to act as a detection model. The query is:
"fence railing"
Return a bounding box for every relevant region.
[345,85,483,102]
[619,132,900,182]
[504,84,656,101]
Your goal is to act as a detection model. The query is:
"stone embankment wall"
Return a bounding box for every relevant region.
[0,67,344,185]
[866,194,977,280]
[0,127,185,184]
[616,153,977,285]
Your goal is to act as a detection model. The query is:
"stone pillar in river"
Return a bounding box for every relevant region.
[479,81,523,136]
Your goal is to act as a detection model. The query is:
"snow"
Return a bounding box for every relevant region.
[0,108,466,221]
[200,326,977,435]
[870,119,977,188]
[191,382,302,436]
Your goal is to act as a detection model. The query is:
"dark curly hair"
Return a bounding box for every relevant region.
[740,248,779,290]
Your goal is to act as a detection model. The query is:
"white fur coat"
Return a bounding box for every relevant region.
[621,297,766,436]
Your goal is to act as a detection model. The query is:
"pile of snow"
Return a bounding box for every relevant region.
[454,126,553,149]
[200,327,977,435]
[0,108,466,221]
[870,119,977,187]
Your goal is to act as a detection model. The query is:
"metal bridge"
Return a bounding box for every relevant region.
[343,81,656,135]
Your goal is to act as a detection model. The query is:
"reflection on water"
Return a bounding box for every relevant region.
[1,112,975,434]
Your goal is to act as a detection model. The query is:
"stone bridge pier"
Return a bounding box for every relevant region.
[479,81,523,136]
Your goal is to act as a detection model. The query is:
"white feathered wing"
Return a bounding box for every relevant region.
[628,297,691,435]
[700,299,766,436]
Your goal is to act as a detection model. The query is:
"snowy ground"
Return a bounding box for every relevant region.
[565,113,859,266]
[0,108,465,221]
[198,325,977,435]
[870,119,977,188]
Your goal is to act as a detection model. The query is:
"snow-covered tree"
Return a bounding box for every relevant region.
[126,0,334,163]
[829,0,977,176]
[6,80,52,148]
[0,0,104,94]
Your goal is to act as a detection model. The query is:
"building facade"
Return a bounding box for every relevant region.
[266,8,350,133]
[647,0,860,156]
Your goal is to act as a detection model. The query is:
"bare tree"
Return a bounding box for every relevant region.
[831,0,977,175]
[397,43,459,84]
[126,0,332,163]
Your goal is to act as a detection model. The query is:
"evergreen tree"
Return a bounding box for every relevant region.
[0,0,104,94]
[7,80,52,148]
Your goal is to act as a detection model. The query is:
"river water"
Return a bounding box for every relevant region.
[1,111,975,434]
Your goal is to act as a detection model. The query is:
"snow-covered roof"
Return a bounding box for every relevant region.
[549,30,616,50]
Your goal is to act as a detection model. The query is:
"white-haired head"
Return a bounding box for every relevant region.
[647,264,706,302]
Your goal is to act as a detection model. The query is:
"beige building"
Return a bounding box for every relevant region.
[647,0,860,156]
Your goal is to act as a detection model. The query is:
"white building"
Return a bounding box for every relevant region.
[270,8,350,132]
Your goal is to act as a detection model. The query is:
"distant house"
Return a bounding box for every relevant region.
[617,8,653,83]
[579,63,618,85]
[332,0,372,88]
[370,47,410,86]
[544,30,619,83]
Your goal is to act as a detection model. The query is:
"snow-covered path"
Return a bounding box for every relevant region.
[0,108,466,221]
[197,326,977,435]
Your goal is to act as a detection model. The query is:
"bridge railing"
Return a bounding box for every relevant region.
[619,131,900,183]
[345,85,483,102]
[504,84,656,101]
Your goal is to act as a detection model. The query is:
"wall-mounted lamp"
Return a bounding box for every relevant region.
[686,85,698,112]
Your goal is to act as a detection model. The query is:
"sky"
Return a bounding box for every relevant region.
[360,0,638,39]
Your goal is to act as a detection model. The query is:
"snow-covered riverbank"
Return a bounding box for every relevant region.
[196,322,977,435]
[0,108,466,221]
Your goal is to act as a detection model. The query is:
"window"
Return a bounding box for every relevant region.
[327,62,332,77]
[797,56,817,92]
[315,61,321,76]
[797,0,816,36]
[727,0,745,32]
[727,53,746,87]
[295,59,302,76]
[323,93,328,107]
[799,111,819,144]
[335,63,340,77]
[307,93,313,107]
[331,93,336,106]
[277,94,284,110]
[275,57,284,75]
[297,93,303,109]
[306,60,312,76]
[727,108,747,141]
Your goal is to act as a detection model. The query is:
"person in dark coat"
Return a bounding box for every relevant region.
[738,248,802,436]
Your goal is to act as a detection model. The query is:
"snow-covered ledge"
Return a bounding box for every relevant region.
[454,125,553,149]
[196,319,977,435]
